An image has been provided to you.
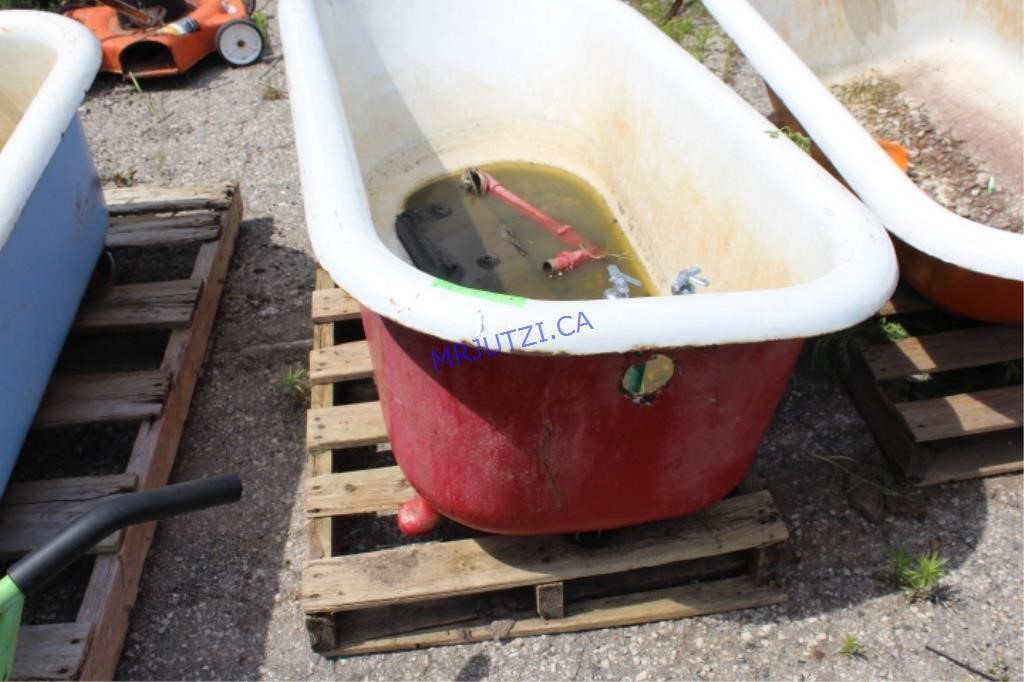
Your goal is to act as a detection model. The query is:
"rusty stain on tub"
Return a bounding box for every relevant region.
[537,420,562,508]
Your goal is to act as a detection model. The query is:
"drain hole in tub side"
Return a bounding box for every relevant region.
[621,354,675,403]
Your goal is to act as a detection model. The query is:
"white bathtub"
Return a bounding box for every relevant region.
[705,0,1024,323]
[281,0,898,534]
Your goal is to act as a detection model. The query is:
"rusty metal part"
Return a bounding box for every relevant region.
[98,0,165,28]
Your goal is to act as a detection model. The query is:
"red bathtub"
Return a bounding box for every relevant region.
[364,310,803,534]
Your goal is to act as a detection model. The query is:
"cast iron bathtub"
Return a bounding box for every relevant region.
[280,0,898,534]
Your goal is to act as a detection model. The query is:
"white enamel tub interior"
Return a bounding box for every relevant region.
[280,0,897,354]
[704,0,1024,302]
[0,11,106,488]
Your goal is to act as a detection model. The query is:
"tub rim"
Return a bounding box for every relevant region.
[703,0,1024,284]
[0,11,101,251]
[280,0,899,355]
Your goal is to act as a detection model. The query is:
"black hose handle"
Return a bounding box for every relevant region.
[7,473,242,596]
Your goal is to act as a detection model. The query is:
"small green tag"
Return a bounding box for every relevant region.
[432,279,528,307]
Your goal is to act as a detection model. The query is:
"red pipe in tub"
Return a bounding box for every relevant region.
[461,167,605,273]
[542,248,600,273]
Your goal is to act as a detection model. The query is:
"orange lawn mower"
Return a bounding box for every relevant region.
[61,0,264,78]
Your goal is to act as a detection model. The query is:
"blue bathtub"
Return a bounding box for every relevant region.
[0,11,107,493]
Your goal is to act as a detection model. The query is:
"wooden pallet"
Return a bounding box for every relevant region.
[0,184,241,680]
[302,269,789,656]
[845,284,1023,486]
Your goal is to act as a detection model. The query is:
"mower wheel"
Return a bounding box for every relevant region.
[216,19,264,67]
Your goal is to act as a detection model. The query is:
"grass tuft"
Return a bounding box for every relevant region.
[765,126,812,155]
[633,1,719,64]
[251,10,269,39]
[810,316,915,376]
[879,548,948,602]
[839,634,863,658]
[879,317,910,342]
[282,365,309,408]
[127,72,161,117]
[688,25,713,63]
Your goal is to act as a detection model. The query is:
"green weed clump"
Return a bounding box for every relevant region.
[879,548,948,602]
[879,317,910,342]
[810,316,912,375]
[251,10,269,39]
[839,634,863,658]
[689,25,713,63]
[634,1,716,63]
[282,365,309,408]
[765,126,812,155]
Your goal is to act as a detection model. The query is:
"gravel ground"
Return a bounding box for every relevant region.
[67,4,1024,680]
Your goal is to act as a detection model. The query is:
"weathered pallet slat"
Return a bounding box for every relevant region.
[0,526,121,561]
[109,211,219,229]
[3,183,240,681]
[74,279,201,332]
[12,623,93,681]
[305,269,341,649]
[844,284,1023,485]
[302,267,789,655]
[864,326,1023,380]
[309,340,374,386]
[108,226,221,249]
[33,371,170,428]
[0,474,137,508]
[307,269,338,558]
[316,553,752,654]
[306,466,411,518]
[895,386,1023,442]
[104,184,233,215]
[918,431,1024,486]
[106,212,221,248]
[330,576,783,657]
[0,475,136,558]
[306,402,388,451]
[311,288,361,324]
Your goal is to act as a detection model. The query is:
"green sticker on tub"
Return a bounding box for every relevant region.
[432,279,528,307]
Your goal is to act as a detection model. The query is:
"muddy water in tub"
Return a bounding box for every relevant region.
[398,162,658,300]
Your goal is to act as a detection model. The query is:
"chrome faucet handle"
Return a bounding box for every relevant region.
[671,266,709,295]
